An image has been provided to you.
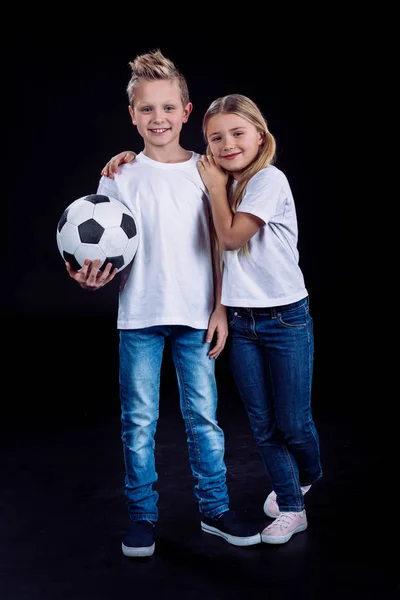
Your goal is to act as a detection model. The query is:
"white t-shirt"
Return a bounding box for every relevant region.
[222,165,308,308]
[97,152,214,330]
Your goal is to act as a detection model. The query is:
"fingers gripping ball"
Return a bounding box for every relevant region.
[56,194,138,272]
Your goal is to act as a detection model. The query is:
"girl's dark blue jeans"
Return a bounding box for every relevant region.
[227,297,323,512]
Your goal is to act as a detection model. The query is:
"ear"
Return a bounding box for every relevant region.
[128,105,136,126]
[258,131,266,146]
[182,102,193,123]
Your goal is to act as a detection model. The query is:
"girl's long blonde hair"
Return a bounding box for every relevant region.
[203,94,277,256]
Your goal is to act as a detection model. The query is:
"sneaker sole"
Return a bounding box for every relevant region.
[261,523,307,544]
[201,522,262,547]
[122,542,155,557]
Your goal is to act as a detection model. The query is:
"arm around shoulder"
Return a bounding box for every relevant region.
[101,151,137,179]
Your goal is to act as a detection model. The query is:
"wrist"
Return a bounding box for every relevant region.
[213,303,226,313]
[208,183,227,196]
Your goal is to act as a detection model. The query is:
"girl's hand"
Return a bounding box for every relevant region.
[101,151,137,180]
[197,154,228,191]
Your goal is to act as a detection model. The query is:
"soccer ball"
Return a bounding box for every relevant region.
[56,194,138,273]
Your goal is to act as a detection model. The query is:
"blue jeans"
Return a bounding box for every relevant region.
[228,297,322,512]
[119,326,229,522]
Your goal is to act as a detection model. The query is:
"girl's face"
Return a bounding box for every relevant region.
[205,113,264,179]
[129,79,192,149]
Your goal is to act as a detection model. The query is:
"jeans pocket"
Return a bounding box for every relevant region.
[278,303,308,329]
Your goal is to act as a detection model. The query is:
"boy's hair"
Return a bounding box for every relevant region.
[202,94,277,256]
[126,49,190,108]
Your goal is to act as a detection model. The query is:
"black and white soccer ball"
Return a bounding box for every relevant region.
[56,194,138,273]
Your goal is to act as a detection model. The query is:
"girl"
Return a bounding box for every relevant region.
[196,94,323,544]
[101,93,323,545]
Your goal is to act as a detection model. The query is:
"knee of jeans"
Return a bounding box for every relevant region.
[122,422,156,449]
[121,412,158,443]
[280,420,314,443]
[251,424,269,445]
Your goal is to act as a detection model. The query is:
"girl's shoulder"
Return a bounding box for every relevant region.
[247,165,288,193]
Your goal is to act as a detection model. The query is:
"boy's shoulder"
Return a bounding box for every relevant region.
[116,151,202,175]
[125,150,201,170]
[190,151,202,161]
[114,151,207,196]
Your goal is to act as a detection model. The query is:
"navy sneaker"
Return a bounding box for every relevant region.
[122,520,155,557]
[201,510,261,546]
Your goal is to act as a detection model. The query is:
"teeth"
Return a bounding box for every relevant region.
[151,129,168,133]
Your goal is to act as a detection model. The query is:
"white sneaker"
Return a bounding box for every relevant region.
[263,491,279,518]
[261,510,308,544]
[263,485,311,518]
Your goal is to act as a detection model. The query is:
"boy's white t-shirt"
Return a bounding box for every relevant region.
[222,165,308,308]
[97,151,214,330]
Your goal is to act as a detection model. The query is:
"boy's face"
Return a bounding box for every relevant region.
[129,79,192,148]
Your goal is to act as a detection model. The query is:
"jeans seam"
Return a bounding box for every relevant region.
[284,444,304,510]
[173,342,203,505]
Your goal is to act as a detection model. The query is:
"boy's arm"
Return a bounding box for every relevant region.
[206,235,228,359]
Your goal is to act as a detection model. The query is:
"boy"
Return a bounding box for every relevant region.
[66,49,261,557]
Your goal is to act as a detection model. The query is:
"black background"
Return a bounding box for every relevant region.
[4,20,357,422]
[2,16,393,600]
[5,21,351,317]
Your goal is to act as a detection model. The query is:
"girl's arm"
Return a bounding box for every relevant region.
[101,151,137,179]
[198,155,264,251]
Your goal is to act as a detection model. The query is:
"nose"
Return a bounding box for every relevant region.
[223,137,235,150]
[152,109,165,123]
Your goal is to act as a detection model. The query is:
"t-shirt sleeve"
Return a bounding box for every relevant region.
[236,172,285,225]
[96,176,121,201]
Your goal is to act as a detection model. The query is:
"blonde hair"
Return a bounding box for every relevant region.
[126,49,189,108]
[202,94,277,255]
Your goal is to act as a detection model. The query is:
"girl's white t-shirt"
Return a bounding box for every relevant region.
[222,165,308,308]
[97,152,214,330]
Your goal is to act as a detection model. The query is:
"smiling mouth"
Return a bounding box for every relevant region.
[221,153,241,160]
[149,128,170,134]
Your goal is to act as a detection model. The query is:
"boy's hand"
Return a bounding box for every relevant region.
[66,258,118,290]
[101,151,137,179]
[206,305,228,359]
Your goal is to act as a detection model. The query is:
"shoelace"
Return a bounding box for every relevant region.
[143,520,155,527]
[267,512,297,530]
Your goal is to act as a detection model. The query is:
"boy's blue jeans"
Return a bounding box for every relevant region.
[227,297,323,512]
[119,325,229,523]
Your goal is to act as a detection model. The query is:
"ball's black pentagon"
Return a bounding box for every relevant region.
[121,213,137,239]
[85,194,110,204]
[57,208,69,232]
[78,219,105,244]
[101,255,124,271]
[63,251,81,271]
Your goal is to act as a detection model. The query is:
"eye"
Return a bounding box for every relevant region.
[210,136,221,142]
[234,131,243,137]
[165,106,175,111]
[141,107,151,113]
